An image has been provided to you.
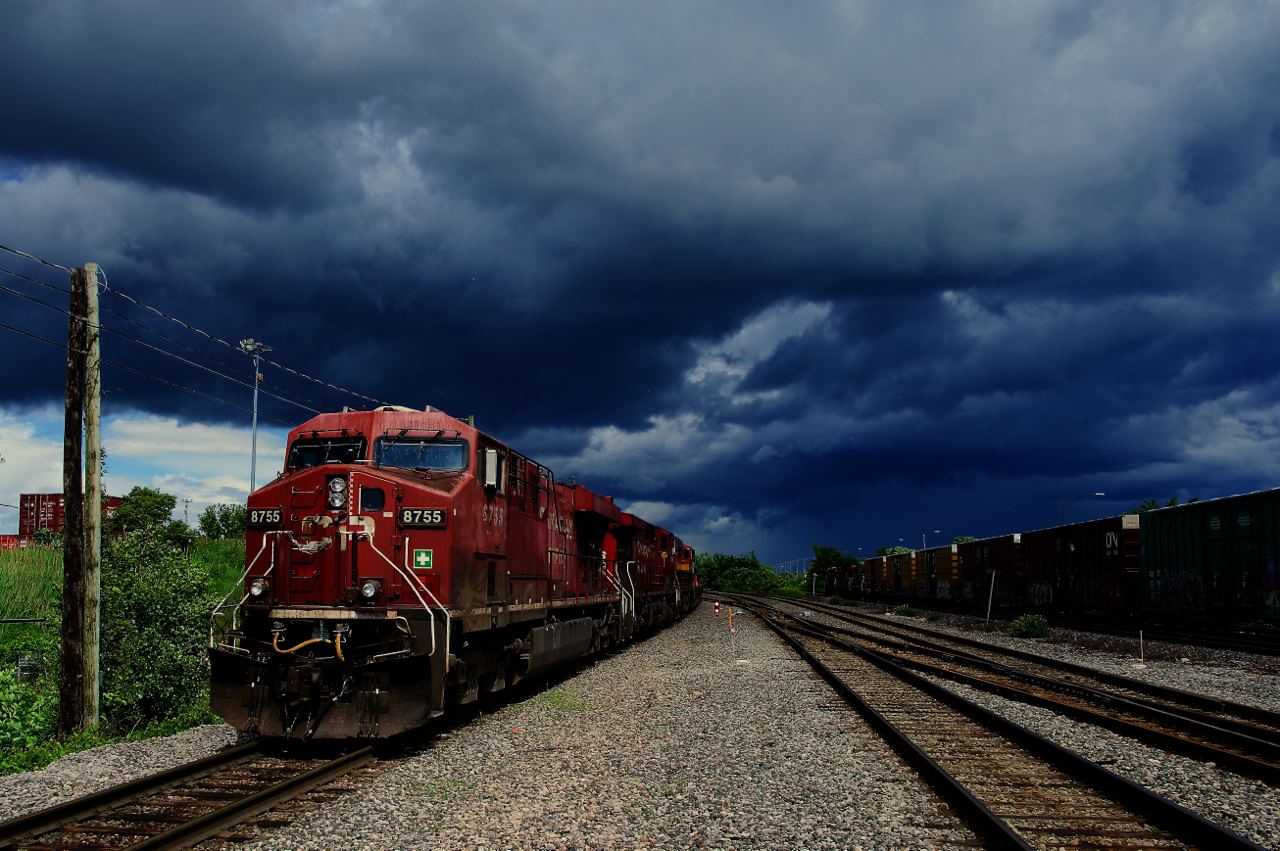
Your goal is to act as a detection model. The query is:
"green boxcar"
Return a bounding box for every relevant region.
[1141,488,1280,622]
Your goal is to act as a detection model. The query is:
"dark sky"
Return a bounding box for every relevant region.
[3,1,1280,562]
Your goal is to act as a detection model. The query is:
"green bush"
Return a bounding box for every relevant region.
[99,528,220,730]
[773,587,805,599]
[892,604,915,617]
[1009,613,1049,638]
[0,494,248,776]
[0,668,55,751]
[926,611,940,622]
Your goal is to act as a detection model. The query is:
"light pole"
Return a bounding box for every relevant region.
[920,529,940,550]
[239,338,274,493]
[1062,492,1105,526]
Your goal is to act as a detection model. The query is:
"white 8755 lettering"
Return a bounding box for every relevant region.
[401,509,445,526]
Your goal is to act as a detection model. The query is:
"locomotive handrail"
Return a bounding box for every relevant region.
[210,531,283,648]
[600,557,633,618]
[354,532,451,671]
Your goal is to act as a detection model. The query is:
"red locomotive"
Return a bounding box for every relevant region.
[210,406,700,739]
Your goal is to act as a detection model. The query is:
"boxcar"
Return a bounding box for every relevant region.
[955,534,1022,606]
[917,544,959,600]
[1141,490,1280,622]
[1020,516,1140,612]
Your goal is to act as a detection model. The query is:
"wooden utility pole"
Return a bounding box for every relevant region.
[83,262,102,728]
[58,266,89,737]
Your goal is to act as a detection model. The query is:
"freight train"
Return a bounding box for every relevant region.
[210,406,700,739]
[827,488,1280,625]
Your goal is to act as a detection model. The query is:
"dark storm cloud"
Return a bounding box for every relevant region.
[2,0,1280,558]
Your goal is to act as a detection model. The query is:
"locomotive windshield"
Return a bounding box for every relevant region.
[375,437,468,471]
[286,437,367,469]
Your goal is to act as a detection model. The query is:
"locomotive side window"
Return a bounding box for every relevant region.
[479,447,504,492]
[360,487,385,512]
[287,437,367,469]
[375,438,468,471]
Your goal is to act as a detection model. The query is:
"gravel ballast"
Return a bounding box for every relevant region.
[0,724,239,823]
[205,603,972,850]
[6,598,1280,849]
[835,601,1280,714]
[916,673,1280,850]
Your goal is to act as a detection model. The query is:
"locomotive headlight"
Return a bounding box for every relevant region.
[327,477,347,509]
[359,579,382,600]
[248,578,270,598]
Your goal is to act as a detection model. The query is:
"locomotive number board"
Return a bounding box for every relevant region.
[399,508,447,527]
[247,507,284,527]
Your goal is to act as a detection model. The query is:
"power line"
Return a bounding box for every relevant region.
[0,264,70,295]
[0,268,325,415]
[0,320,297,427]
[3,264,333,410]
[0,244,390,408]
[97,272,390,407]
[0,243,71,273]
[97,302,331,409]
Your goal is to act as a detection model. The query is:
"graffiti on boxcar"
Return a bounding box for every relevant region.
[1026,582,1053,607]
[1148,570,1205,614]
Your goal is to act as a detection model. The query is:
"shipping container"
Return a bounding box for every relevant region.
[1020,515,1140,612]
[0,534,34,551]
[956,534,1022,605]
[18,493,124,535]
[19,494,65,535]
[1141,489,1280,622]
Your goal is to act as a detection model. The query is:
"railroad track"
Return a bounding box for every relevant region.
[0,743,373,851]
[732,597,1266,851]
[778,596,1280,728]
[750,596,1280,786]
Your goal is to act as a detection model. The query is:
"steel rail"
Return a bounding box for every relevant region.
[761,595,1280,741]
[124,747,372,851]
[783,595,1280,728]
[738,599,1267,851]
[0,743,262,850]
[763,598,1280,784]
[0,745,372,851]
[742,607,1032,850]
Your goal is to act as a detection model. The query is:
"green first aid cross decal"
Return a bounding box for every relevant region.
[413,549,433,569]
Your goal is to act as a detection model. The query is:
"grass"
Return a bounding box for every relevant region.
[189,539,248,597]
[0,546,63,623]
[535,687,592,712]
[0,538,245,622]
[892,604,916,617]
